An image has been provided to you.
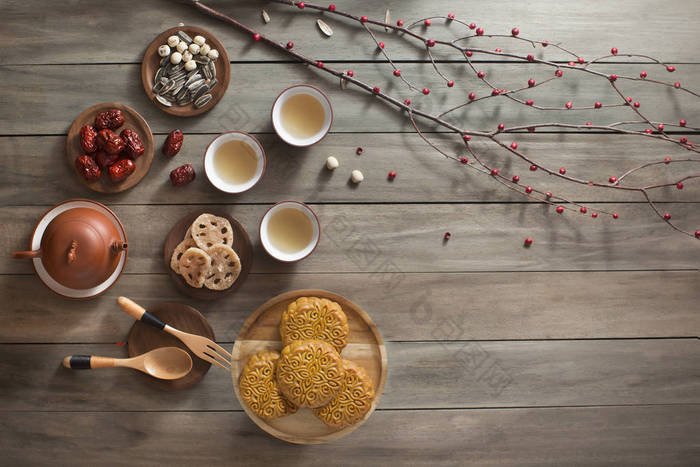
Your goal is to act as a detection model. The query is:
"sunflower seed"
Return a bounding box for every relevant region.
[194,93,212,108]
[172,63,184,73]
[155,95,173,107]
[206,78,218,90]
[185,73,202,87]
[152,81,164,93]
[208,60,216,74]
[160,56,169,67]
[340,77,347,89]
[160,76,169,85]
[187,78,205,91]
[317,18,333,37]
[186,69,200,79]
[191,83,208,101]
[178,95,193,106]
[177,31,193,44]
[262,9,270,23]
[154,67,164,85]
[194,55,210,65]
[202,65,213,80]
[385,9,390,32]
[175,86,189,100]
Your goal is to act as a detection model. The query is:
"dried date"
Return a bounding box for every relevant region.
[75,155,101,182]
[95,150,119,168]
[108,158,136,183]
[119,128,145,159]
[162,129,183,157]
[97,129,125,155]
[79,125,98,153]
[170,163,195,186]
[94,109,125,130]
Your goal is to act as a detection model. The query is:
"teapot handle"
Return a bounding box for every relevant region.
[12,249,41,259]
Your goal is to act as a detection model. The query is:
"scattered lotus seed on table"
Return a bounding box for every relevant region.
[351,170,364,183]
[325,156,339,170]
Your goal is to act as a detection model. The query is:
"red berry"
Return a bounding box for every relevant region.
[580,206,587,214]
[372,86,380,93]
[388,171,397,180]
[253,33,261,41]
[612,213,619,219]
[427,39,436,47]
[316,61,324,68]
[356,147,363,155]
[512,175,520,183]
[524,237,533,247]
[674,81,681,88]
[494,48,502,54]
[491,168,499,176]
[695,231,700,239]
[640,71,647,78]
[497,123,505,131]
[510,142,518,150]
[297,1,305,8]
[609,74,618,81]
[559,167,566,174]
[680,119,687,127]
[528,127,536,133]
[378,42,385,49]
[529,165,537,171]
[664,157,671,164]
[447,13,455,19]
[556,206,564,214]
[526,99,534,106]
[527,78,536,87]
[680,137,688,144]
[592,212,598,218]
[403,99,411,105]
[611,47,618,55]
[491,89,500,96]
[542,40,549,47]
[424,19,431,26]
[447,80,454,87]
[663,213,672,220]
[346,70,354,77]
[463,135,471,142]
[585,122,593,126]
[393,69,401,77]
[526,54,534,62]
[677,182,684,189]
[658,123,664,131]
[286,41,294,49]
[633,101,640,108]
[444,232,451,240]
[328,4,336,11]
[568,61,576,66]
[577,57,584,64]
[525,186,533,194]
[565,101,573,109]
[466,50,473,57]
[477,71,485,79]
[545,192,552,198]
[469,23,476,29]
[645,128,653,134]
[476,27,484,35]
[512,27,519,36]
[360,15,368,22]
[666,65,675,72]
[460,157,469,164]
[594,101,602,109]
[609,176,617,183]
[555,70,563,77]
[397,19,404,26]
[423,88,430,95]
[627,96,633,103]
[468,92,476,100]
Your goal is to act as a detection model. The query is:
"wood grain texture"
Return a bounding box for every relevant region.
[2,133,698,205]
[1,271,698,343]
[1,406,699,466]
[1,63,697,134]
[1,339,698,411]
[3,204,700,276]
[3,0,700,64]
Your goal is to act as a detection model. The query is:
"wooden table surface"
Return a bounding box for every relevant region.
[2,0,699,465]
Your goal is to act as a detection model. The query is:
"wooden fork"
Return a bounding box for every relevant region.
[117,297,231,370]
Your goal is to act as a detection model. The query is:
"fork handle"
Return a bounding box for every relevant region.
[117,297,165,330]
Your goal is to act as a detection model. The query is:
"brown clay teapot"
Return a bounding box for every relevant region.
[13,204,127,290]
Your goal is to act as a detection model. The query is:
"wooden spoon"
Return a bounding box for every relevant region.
[62,347,193,380]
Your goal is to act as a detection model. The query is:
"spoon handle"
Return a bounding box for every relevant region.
[62,355,117,369]
[117,296,166,330]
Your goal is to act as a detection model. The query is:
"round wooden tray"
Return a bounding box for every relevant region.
[163,209,253,301]
[127,302,214,390]
[66,103,155,193]
[141,25,230,117]
[231,289,388,444]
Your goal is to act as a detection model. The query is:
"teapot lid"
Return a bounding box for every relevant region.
[40,207,127,289]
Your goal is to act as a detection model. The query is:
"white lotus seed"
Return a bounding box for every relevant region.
[170,52,183,64]
[157,45,170,57]
[199,44,211,56]
[182,51,193,62]
[207,49,219,60]
[184,60,197,72]
[351,170,364,183]
[167,35,180,48]
[188,43,200,55]
[176,41,188,54]
[325,156,339,170]
[193,35,206,46]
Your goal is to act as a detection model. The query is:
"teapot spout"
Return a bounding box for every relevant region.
[111,241,128,253]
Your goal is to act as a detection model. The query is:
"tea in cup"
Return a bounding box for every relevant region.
[259,201,320,262]
[204,131,266,193]
[271,84,333,147]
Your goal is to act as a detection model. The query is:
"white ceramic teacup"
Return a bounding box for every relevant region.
[271,84,333,147]
[259,200,321,262]
[204,131,266,194]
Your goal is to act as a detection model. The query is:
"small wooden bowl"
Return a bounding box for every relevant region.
[163,209,253,301]
[128,302,214,390]
[141,26,230,117]
[66,103,154,193]
[231,290,388,444]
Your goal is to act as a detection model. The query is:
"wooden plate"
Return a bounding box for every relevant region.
[141,26,230,117]
[66,102,155,193]
[163,209,253,300]
[127,302,214,390]
[231,290,388,444]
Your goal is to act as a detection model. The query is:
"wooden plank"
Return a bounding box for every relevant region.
[4,0,700,64]
[3,203,700,275]
[1,340,697,411]
[2,133,698,206]
[1,406,698,465]
[1,63,697,134]
[1,271,698,343]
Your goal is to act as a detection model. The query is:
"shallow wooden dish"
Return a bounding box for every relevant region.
[127,302,214,390]
[66,103,154,193]
[231,289,388,444]
[163,209,253,301]
[141,25,230,117]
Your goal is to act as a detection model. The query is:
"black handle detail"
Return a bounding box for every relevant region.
[141,311,166,330]
[69,355,92,369]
